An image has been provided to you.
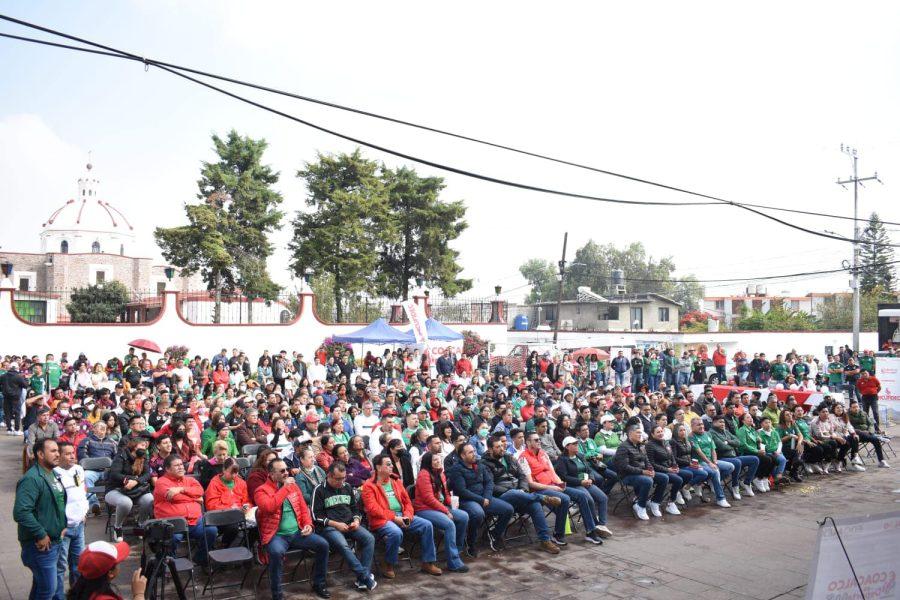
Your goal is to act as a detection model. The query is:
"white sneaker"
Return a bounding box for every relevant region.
[15,430,23,436]
[648,501,663,517]
[674,491,686,506]
[835,461,844,473]
[852,455,864,466]
[731,487,742,500]
[716,499,731,508]
[821,462,830,474]
[763,479,771,492]
[681,488,692,502]
[804,464,814,474]
[740,483,755,497]
[879,460,891,469]
[752,478,767,493]
[848,463,866,472]
[665,502,681,515]
[632,503,649,521]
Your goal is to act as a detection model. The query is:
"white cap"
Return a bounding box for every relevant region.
[561,436,579,447]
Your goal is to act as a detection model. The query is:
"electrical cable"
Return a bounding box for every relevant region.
[1,17,899,247]
[1,15,897,228]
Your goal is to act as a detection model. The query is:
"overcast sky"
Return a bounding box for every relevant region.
[1,1,899,303]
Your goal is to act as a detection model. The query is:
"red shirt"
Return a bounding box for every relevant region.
[856,376,881,396]
[153,473,204,525]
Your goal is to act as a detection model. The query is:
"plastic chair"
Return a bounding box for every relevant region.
[201,509,255,599]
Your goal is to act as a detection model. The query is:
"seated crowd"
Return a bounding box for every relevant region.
[4,343,893,600]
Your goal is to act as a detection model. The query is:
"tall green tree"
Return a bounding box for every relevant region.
[289,150,392,322]
[859,212,895,292]
[375,166,471,300]
[519,258,558,303]
[66,281,130,323]
[672,276,705,311]
[155,130,283,323]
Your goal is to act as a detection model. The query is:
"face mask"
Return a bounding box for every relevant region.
[135,448,147,458]
[59,410,69,417]
[173,431,186,440]
[478,429,488,438]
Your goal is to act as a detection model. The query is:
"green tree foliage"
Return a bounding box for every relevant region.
[816,287,895,331]
[290,150,392,322]
[66,281,130,323]
[859,212,895,293]
[734,306,817,331]
[376,166,471,300]
[518,241,704,308]
[155,130,283,323]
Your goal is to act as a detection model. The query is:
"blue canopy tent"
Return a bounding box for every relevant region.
[405,317,464,342]
[332,318,414,344]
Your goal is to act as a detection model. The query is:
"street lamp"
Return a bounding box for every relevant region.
[0,261,13,288]
[164,266,175,281]
[494,285,502,296]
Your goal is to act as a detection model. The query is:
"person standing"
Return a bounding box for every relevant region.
[14,439,67,600]
[855,370,883,434]
[1,362,29,435]
[55,441,89,598]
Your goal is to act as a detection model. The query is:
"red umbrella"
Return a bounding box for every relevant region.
[570,347,610,360]
[128,339,161,353]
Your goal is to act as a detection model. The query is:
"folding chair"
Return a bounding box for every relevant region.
[80,456,112,503]
[141,517,198,599]
[254,541,310,596]
[201,508,255,599]
[611,480,637,516]
[234,457,252,480]
[240,443,266,459]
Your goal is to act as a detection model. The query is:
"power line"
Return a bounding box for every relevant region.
[2,18,899,248]
[1,16,897,229]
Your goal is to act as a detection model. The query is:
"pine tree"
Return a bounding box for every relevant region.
[859,212,895,292]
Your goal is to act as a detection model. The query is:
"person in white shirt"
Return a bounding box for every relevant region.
[353,401,380,441]
[368,411,404,457]
[172,364,193,391]
[55,440,89,592]
[308,358,327,385]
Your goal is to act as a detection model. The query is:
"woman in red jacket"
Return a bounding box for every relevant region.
[246,448,278,503]
[211,362,230,388]
[413,452,470,571]
[205,457,251,547]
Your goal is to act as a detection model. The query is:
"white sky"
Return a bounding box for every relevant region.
[1,1,898,303]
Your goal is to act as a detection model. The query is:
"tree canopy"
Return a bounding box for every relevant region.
[860,212,895,293]
[66,281,130,323]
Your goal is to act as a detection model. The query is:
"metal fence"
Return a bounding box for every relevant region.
[12,289,160,324]
[426,296,495,323]
[178,292,300,325]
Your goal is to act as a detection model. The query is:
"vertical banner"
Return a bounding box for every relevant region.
[402,300,429,346]
[876,357,900,412]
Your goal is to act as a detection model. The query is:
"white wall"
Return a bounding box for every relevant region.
[0,288,509,361]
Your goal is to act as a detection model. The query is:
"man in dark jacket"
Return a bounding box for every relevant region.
[1,362,29,433]
[14,439,67,600]
[447,443,511,557]
[436,351,455,377]
[555,437,612,543]
[311,462,375,592]
[233,409,268,452]
[613,425,668,521]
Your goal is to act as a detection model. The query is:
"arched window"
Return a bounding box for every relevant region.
[91,241,101,253]
[60,240,69,254]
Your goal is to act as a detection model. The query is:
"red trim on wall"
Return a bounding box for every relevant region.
[174,292,302,327]
[5,287,165,327]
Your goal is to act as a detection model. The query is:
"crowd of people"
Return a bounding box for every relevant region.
[2,341,893,600]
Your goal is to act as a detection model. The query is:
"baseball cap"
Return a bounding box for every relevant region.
[600,414,616,424]
[304,413,320,423]
[561,436,579,447]
[77,540,130,580]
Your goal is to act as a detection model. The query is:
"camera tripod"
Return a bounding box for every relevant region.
[142,550,191,600]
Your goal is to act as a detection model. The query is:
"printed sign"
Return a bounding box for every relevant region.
[876,357,900,411]
[402,300,429,346]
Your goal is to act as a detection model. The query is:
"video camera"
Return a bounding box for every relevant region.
[141,520,175,559]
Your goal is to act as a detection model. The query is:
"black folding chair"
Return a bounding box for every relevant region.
[234,457,252,480]
[610,480,638,515]
[240,443,266,460]
[141,517,198,599]
[254,540,310,596]
[201,509,255,599]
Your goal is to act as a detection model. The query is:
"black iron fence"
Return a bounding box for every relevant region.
[427,296,495,323]
[12,289,159,324]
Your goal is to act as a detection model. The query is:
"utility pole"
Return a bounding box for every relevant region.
[836,145,880,351]
[553,232,568,345]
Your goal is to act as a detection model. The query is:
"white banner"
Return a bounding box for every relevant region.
[806,511,900,600]
[402,300,429,346]
[876,357,900,411]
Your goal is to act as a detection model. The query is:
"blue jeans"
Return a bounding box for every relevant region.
[658,471,684,501]
[498,489,551,542]
[417,509,467,570]
[632,372,644,389]
[614,372,626,387]
[678,467,708,486]
[621,473,667,507]
[566,483,608,529]
[647,374,660,392]
[664,371,676,388]
[84,470,103,507]
[56,522,84,598]
[596,467,618,494]
[593,371,605,387]
[22,540,61,600]
[460,498,504,549]
[534,488,570,537]
[770,453,788,476]
[700,462,733,500]
[267,531,329,598]
[176,517,217,565]
[320,525,374,582]
[720,455,759,486]
[677,372,691,388]
[375,517,436,565]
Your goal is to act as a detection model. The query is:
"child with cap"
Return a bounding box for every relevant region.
[68,540,146,600]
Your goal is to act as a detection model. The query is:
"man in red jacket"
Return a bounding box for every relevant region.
[855,370,884,433]
[254,458,331,600]
[361,455,442,579]
[152,455,217,565]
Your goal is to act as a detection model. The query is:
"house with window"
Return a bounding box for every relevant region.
[519,287,682,332]
[701,288,853,327]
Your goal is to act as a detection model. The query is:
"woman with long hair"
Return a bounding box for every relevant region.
[413,451,470,570]
[246,447,278,502]
[102,412,122,444]
[384,438,415,486]
[832,402,864,471]
[90,362,109,389]
[346,435,373,487]
[668,423,708,502]
[105,438,153,541]
[777,409,806,482]
[737,412,775,492]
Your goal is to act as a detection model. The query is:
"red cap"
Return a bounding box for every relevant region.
[304,413,320,423]
[77,540,130,580]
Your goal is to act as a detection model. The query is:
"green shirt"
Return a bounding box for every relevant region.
[795,419,812,441]
[777,425,801,450]
[30,375,46,395]
[42,466,66,520]
[827,362,844,384]
[647,359,661,376]
[383,483,402,515]
[770,362,790,381]
[689,431,716,462]
[758,428,780,453]
[577,437,601,460]
[45,362,62,389]
[736,425,762,455]
[594,429,621,453]
[859,355,876,374]
[761,407,781,427]
[277,498,299,536]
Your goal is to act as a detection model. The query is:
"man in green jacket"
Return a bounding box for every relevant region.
[709,416,759,498]
[14,438,67,600]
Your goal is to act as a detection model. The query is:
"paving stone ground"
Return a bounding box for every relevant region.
[2,427,898,599]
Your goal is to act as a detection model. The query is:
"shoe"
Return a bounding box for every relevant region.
[312,585,331,599]
[647,501,662,517]
[632,503,649,521]
[763,479,771,492]
[811,463,824,474]
[790,472,803,483]
[550,535,568,547]
[91,504,102,517]
[465,544,479,559]
[421,562,442,576]
[365,574,377,591]
[674,491,685,506]
[853,455,864,466]
[541,495,562,508]
[835,461,844,473]
[879,460,891,469]
[740,483,755,497]
[752,478,766,493]
[448,564,470,573]
[804,464,814,474]
[848,464,866,472]
[487,529,505,551]
[665,502,681,515]
[355,579,368,591]
[593,525,613,538]
[716,499,731,508]
[15,430,23,436]
[585,531,604,545]
[731,487,742,500]
[681,488,692,502]
[539,540,560,554]
[381,563,395,579]
[113,528,123,542]
[821,462,830,474]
